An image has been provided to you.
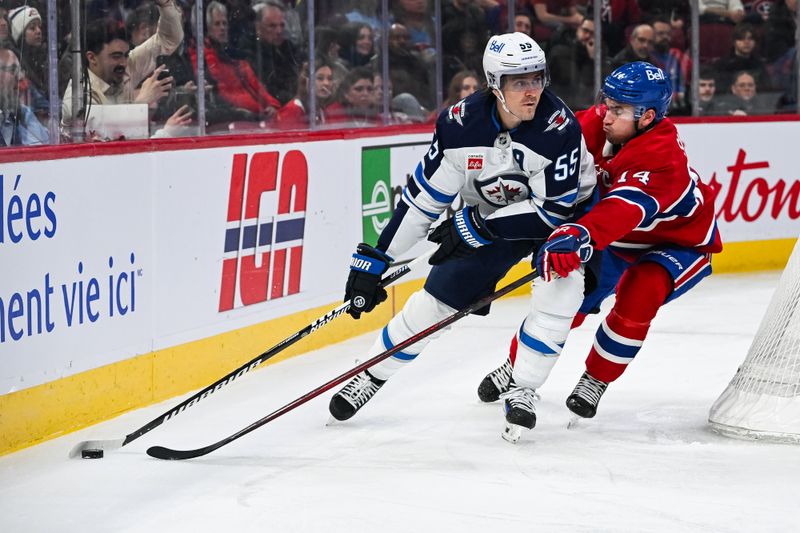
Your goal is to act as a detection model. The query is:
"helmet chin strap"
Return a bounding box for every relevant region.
[494,88,525,124]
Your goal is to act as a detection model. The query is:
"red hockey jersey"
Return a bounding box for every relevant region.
[575,107,722,254]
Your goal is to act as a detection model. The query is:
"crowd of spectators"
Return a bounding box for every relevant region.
[0,0,796,145]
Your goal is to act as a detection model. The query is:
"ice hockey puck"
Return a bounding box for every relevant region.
[81,449,104,459]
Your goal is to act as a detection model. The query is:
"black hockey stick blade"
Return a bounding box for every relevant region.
[146,267,538,460]
[71,250,432,459]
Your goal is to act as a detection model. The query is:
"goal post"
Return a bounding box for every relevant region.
[708,237,800,443]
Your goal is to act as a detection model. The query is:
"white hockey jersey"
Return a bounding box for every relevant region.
[376,89,596,259]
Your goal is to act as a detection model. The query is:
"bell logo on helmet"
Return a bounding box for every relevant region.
[489,40,505,53]
[646,69,665,81]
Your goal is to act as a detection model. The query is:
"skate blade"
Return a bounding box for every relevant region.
[566,414,583,429]
[501,423,527,444]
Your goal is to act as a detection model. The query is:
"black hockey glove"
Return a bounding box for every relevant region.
[428,206,495,265]
[345,243,392,319]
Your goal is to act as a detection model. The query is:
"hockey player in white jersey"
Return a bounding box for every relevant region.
[329,32,597,442]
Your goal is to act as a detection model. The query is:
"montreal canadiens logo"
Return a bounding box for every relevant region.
[475,173,531,207]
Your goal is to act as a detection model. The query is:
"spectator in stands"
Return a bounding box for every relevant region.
[713,23,770,89]
[326,66,378,127]
[189,1,280,122]
[392,0,435,57]
[377,22,433,109]
[0,46,48,145]
[608,23,655,71]
[718,70,773,114]
[639,0,690,51]
[9,6,48,120]
[514,12,534,37]
[126,2,159,48]
[269,0,305,47]
[61,1,184,133]
[442,0,490,42]
[651,16,690,113]
[742,0,776,23]
[276,59,335,130]
[532,0,582,31]
[373,70,429,124]
[343,0,382,32]
[444,70,480,107]
[339,22,375,68]
[0,11,11,49]
[598,0,641,56]
[699,0,745,24]
[434,69,481,119]
[441,18,486,93]
[548,15,597,110]
[240,0,303,107]
[697,66,721,115]
[316,26,350,91]
[762,0,797,63]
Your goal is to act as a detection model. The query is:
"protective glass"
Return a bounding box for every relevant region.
[595,92,636,121]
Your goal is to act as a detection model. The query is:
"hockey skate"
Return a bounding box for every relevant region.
[329,370,386,421]
[566,372,608,419]
[477,358,513,403]
[500,381,539,443]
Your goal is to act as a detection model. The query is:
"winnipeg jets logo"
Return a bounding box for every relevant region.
[544,108,570,132]
[475,173,531,207]
[448,99,467,126]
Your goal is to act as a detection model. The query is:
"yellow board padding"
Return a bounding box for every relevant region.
[0,274,436,456]
[0,237,792,457]
[712,238,797,273]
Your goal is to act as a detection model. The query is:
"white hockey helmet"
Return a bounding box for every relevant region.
[483,32,548,91]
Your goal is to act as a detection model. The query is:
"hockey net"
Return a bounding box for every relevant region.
[708,237,800,443]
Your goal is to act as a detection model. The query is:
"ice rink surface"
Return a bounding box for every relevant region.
[2,271,798,532]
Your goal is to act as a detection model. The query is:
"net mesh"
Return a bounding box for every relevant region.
[709,238,800,443]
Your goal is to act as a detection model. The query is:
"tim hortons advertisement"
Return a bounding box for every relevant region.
[677,120,800,242]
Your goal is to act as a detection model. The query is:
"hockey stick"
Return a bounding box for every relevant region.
[68,249,434,459]
[146,267,538,460]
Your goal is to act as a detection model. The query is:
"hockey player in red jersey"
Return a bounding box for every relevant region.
[479,62,723,436]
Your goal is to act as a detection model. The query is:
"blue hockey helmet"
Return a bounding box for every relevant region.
[601,62,672,121]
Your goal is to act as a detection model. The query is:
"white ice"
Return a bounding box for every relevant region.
[1,271,798,533]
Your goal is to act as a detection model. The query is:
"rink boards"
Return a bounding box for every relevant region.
[1,117,799,454]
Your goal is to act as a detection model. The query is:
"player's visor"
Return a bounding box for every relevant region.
[504,72,548,92]
[595,92,636,121]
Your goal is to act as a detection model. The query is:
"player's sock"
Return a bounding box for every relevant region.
[584,309,650,382]
[329,370,386,421]
[584,262,671,382]
[571,311,588,328]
